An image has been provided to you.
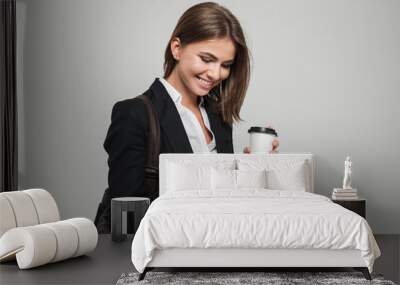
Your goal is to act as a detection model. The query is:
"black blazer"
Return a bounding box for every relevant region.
[104,78,234,199]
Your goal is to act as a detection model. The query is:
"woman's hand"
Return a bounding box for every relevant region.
[243,138,279,154]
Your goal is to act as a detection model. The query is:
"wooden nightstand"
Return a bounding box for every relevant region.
[332,198,366,218]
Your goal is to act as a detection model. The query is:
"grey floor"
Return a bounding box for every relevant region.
[0,235,399,285]
[375,235,400,284]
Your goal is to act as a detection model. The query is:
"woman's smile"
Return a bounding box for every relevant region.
[196,76,214,90]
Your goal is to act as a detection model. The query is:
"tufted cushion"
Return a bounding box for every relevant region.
[0,189,60,237]
[24,189,60,224]
[1,191,40,227]
[0,196,17,237]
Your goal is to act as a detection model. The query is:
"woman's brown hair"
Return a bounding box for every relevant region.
[163,2,251,125]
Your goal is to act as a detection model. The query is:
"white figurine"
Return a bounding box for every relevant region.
[342,156,352,189]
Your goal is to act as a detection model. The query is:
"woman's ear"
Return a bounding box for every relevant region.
[170,37,182,61]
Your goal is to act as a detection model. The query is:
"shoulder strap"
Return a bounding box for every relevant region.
[137,95,160,169]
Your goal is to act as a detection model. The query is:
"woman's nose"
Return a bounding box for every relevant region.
[207,64,222,81]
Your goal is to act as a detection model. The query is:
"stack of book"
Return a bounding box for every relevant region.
[332,188,358,200]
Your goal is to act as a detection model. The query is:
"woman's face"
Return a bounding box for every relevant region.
[170,37,236,98]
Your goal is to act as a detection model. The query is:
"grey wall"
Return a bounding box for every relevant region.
[17,0,400,233]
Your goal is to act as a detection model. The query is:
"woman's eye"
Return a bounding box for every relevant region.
[200,56,232,69]
[200,57,212,63]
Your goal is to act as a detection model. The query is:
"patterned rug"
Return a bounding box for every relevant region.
[116,271,396,285]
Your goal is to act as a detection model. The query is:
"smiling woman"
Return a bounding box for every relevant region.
[166,38,236,117]
[165,37,237,145]
[163,3,250,124]
[95,2,269,233]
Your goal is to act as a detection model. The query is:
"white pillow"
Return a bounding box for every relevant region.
[166,157,235,170]
[236,169,267,189]
[211,168,268,190]
[266,162,307,191]
[167,162,211,191]
[237,159,309,191]
[211,168,236,190]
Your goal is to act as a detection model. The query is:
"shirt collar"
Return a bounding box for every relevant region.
[159,78,205,107]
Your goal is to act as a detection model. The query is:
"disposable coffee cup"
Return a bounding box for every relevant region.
[248,127,278,153]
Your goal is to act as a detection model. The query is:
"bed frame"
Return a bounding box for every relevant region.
[140,248,371,280]
[138,154,372,280]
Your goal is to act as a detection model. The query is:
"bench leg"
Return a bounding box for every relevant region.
[354,267,371,280]
[138,268,148,281]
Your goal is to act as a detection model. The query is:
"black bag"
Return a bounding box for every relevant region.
[140,95,161,202]
[94,95,160,233]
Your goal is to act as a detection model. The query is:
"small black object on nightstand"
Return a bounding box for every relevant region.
[332,198,366,218]
[111,197,150,242]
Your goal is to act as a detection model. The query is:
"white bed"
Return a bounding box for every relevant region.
[131,154,380,280]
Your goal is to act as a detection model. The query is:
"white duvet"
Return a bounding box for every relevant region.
[131,190,380,273]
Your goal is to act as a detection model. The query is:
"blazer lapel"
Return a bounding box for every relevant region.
[147,79,193,153]
[203,96,227,153]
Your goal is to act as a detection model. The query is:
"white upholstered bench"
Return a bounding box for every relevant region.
[0,189,98,269]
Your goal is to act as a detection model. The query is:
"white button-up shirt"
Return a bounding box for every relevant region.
[159,78,217,153]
